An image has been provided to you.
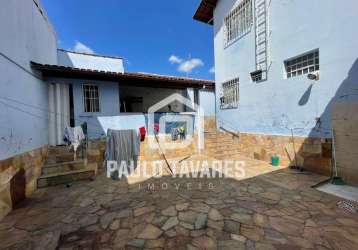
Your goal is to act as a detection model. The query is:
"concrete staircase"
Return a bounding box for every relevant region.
[37,146,97,188]
[204,129,241,160]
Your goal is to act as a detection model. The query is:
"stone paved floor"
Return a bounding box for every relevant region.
[0,155,358,250]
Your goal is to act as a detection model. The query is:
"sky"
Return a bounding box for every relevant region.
[41,0,214,80]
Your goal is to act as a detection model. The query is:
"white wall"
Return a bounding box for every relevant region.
[57,50,124,73]
[0,0,57,160]
[199,89,215,116]
[214,0,358,137]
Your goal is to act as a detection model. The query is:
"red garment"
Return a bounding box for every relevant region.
[139,127,146,141]
[154,123,160,133]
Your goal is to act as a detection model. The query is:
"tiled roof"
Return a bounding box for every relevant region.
[31,62,214,89]
[193,0,218,25]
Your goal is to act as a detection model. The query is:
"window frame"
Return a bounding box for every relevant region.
[250,70,263,83]
[224,0,253,48]
[220,77,239,110]
[82,84,101,113]
[284,49,320,79]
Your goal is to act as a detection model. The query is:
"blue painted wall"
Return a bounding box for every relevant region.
[46,77,121,139]
[213,0,358,137]
[73,80,120,138]
[0,0,57,160]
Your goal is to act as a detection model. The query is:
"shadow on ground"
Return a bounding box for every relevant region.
[0,161,357,250]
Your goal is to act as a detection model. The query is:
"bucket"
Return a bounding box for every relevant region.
[271,156,280,166]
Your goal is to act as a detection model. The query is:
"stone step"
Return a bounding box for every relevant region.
[48,146,71,155]
[204,139,218,143]
[42,160,86,175]
[216,149,239,153]
[37,164,96,188]
[45,152,86,165]
[204,138,218,142]
[204,135,217,138]
[48,145,86,155]
[215,145,237,150]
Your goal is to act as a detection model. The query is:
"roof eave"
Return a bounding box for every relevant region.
[193,0,217,25]
[30,62,215,89]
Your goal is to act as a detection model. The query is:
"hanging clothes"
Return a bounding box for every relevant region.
[105,129,140,169]
[178,126,186,140]
[139,126,146,142]
[64,126,85,152]
[171,128,179,141]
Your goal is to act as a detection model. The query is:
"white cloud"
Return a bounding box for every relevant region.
[209,66,215,74]
[178,58,204,73]
[169,55,205,74]
[169,55,183,64]
[72,41,94,54]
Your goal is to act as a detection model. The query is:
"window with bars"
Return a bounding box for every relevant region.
[224,0,253,47]
[285,49,319,78]
[250,70,263,82]
[220,78,239,109]
[83,84,100,113]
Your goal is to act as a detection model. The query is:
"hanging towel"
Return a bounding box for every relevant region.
[105,129,140,165]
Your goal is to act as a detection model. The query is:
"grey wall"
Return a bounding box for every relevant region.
[214,0,358,137]
[0,0,57,160]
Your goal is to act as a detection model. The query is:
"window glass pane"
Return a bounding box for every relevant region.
[220,78,239,109]
[285,50,319,78]
[225,0,252,46]
[83,84,100,112]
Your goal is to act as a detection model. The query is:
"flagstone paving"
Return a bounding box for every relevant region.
[0,155,358,249]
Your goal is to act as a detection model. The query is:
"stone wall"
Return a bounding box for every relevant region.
[332,102,358,186]
[87,124,333,178]
[204,130,332,176]
[0,146,48,221]
[87,135,199,170]
[237,133,332,176]
[88,140,106,171]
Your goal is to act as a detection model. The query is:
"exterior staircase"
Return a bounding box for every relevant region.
[37,145,97,188]
[204,128,241,160]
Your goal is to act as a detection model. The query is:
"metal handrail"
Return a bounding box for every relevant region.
[219,126,240,139]
[217,116,240,139]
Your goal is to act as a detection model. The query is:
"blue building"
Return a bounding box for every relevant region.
[194,0,358,168]
[195,0,358,137]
